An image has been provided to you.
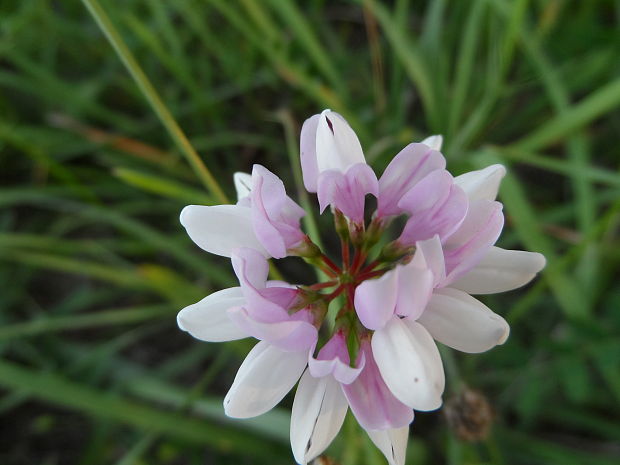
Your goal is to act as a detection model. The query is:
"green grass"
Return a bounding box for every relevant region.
[1,0,619,464]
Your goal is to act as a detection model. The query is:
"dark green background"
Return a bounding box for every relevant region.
[1,1,619,464]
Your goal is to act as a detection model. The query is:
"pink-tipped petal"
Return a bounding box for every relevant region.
[231,247,269,289]
[300,114,321,192]
[180,205,268,258]
[308,331,365,385]
[228,307,317,352]
[354,268,399,330]
[372,317,445,411]
[418,288,510,353]
[397,170,468,245]
[231,248,287,322]
[378,143,446,217]
[455,164,506,202]
[177,287,248,342]
[411,235,446,287]
[251,164,305,259]
[442,200,504,286]
[342,341,414,431]
[452,246,546,294]
[224,341,307,418]
[317,163,378,223]
[395,264,434,320]
[316,110,365,173]
[291,371,348,464]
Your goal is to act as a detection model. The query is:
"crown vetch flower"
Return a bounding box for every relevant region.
[180,164,306,258]
[177,110,546,465]
[301,109,379,224]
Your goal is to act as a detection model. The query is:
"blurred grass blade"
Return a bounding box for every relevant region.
[80,0,229,203]
[0,305,172,341]
[448,0,486,137]
[266,0,346,95]
[0,359,286,458]
[490,146,620,188]
[113,167,214,204]
[361,0,438,128]
[514,77,620,151]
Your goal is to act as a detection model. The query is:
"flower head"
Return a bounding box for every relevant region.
[177,110,545,464]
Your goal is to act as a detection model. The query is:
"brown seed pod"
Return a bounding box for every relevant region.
[444,388,494,442]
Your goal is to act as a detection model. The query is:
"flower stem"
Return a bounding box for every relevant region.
[321,253,341,274]
[307,280,338,291]
[357,269,387,281]
[359,259,380,275]
[325,284,345,301]
[341,238,350,271]
[350,250,368,275]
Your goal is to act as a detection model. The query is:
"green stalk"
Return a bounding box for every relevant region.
[80,0,229,204]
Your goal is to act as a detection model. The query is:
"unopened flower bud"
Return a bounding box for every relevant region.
[289,236,322,258]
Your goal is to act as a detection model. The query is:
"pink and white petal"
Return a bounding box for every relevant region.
[317,164,378,223]
[367,426,409,465]
[397,171,468,243]
[250,165,305,258]
[354,268,399,330]
[451,247,546,294]
[180,205,268,258]
[259,285,299,311]
[420,134,443,151]
[233,172,252,202]
[228,307,317,352]
[290,371,348,464]
[372,317,444,411]
[224,341,307,418]
[442,200,504,285]
[455,164,506,202]
[342,342,414,431]
[316,110,365,173]
[308,332,366,385]
[300,114,321,192]
[331,351,366,385]
[377,143,446,218]
[230,248,287,321]
[418,288,509,353]
[412,235,446,286]
[395,265,434,320]
[396,168,452,215]
[177,287,248,342]
[231,247,270,289]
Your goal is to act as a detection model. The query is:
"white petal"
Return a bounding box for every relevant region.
[454,164,506,202]
[420,134,443,151]
[354,268,398,330]
[233,172,252,201]
[451,246,546,294]
[367,426,409,465]
[372,317,444,411]
[180,205,269,258]
[224,342,307,418]
[315,109,365,173]
[291,372,347,464]
[413,235,446,286]
[395,264,434,320]
[177,287,248,342]
[418,288,509,353]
